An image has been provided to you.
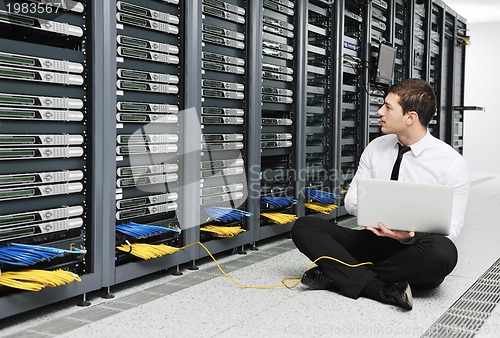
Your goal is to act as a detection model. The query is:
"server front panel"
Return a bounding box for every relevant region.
[114,0,182,265]
[0,0,90,295]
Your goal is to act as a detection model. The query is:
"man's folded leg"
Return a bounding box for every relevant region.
[292,216,389,298]
[370,234,458,287]
[291,216,416,309]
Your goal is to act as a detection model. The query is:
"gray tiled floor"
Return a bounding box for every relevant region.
[1,171,500,338]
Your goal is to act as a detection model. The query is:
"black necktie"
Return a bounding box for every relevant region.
[390,143,411,181]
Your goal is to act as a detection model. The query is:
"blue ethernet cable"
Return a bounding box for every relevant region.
[116,222,181,239]
[260,196,297,208]
[203,207,252,222]
[0,243,86,266]
[306,189,339,205]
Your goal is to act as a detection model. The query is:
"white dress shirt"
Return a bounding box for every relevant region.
[344,131,470,242]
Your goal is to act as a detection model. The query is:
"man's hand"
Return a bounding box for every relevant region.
[365,222,415,242]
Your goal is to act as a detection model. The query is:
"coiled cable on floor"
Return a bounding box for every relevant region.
[200,225,246,238]
[260,212,298,225]
[0,269,82,291]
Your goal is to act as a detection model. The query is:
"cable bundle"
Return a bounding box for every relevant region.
[456,35,470,46]
[0,243,86,267]
[0,269,82,291]
[306,189,339,205]
[260,196,297,208]
[203,207,252,223]
[116,242,180,260]
[116,222,181,239]
[305,202,338,214]
[261,212,298,225]
[200,225,246,238]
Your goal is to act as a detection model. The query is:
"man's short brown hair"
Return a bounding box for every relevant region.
[389,78,437,127]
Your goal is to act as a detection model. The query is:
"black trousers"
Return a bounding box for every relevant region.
[291,216,458,299]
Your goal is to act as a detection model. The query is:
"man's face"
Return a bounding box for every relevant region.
[377,92,407,135]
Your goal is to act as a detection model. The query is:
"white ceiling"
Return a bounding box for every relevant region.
[443,0,500,23]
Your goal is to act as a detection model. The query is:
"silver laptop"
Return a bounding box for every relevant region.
[356,178,454,235]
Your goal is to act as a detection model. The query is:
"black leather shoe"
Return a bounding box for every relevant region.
[301,267,337,291]
[379,281,413,310]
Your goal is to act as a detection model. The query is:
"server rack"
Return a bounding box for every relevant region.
[367,0,453,142]
[429,0,445,140]
[411,0,441,136]
[332,0,369,217]
[109,0,199,285]
[448,8,467,154]
[115,0,181,257]
[256,0,299,240]
[304,1,336,221]
[367,0,393,141]
[393,0,411,84]
[196,0,254,256]
[411,0,427,80]
[0,0,101,318]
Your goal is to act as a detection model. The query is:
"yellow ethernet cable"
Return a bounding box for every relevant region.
[261,212,298,224]
[200,225,246,238]
[0,269,82,291]
[305,202,338,214]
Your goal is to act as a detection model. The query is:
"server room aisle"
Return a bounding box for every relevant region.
[1,171,500,338]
